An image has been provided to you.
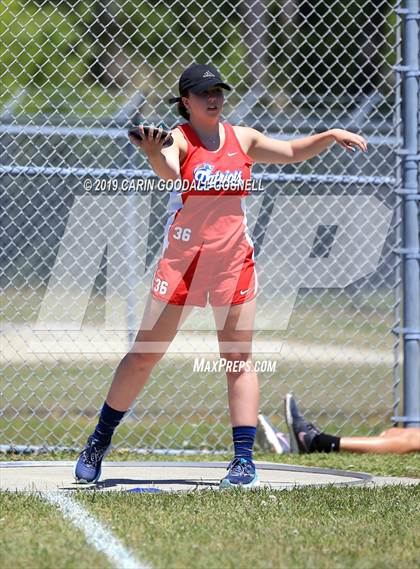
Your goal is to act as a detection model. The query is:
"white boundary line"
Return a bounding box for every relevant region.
[39,491,149,569]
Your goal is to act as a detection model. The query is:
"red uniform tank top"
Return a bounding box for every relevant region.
[164,122,255,250]
[178,121,253,196]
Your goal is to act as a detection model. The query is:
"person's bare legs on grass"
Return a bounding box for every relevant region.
[340,428,420,454]
[285,394,420,455]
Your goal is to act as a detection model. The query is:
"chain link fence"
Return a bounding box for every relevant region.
[1,0,406,451]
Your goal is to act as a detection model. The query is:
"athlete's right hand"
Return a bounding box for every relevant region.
[128,125,172,157]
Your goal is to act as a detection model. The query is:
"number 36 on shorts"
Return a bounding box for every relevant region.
[173,226,191,241]
[154,278,168,295]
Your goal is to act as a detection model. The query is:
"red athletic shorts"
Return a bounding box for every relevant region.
[151,242,257,307]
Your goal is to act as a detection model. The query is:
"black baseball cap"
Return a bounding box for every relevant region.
[168,63,231,104]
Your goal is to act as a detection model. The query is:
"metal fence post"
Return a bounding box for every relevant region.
[393,0,420,427]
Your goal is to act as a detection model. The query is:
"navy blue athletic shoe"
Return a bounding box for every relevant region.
[284,393,321,454]
[219,458,260,489]
[257,414,290,454]
[74,435,111,484]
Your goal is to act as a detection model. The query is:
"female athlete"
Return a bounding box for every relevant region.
[75,63,367,488]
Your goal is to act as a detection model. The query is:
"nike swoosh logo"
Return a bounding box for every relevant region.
[240,288,251,295]
[227,152,237,157]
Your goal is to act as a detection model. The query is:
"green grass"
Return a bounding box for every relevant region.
[2,286,398,449]
[1,453,418,568]
[0,492,108,569]
[1,358,394,450]
[80,486,420,569]
[1,481,419,569]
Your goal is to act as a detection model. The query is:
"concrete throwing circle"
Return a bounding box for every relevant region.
[0,461,372,493]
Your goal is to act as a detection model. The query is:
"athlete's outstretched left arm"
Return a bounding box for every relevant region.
[243,127,367,164]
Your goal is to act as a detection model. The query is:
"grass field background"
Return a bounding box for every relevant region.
[0,280,414,569]
[2,358,394,450]
[2,286,399,450]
